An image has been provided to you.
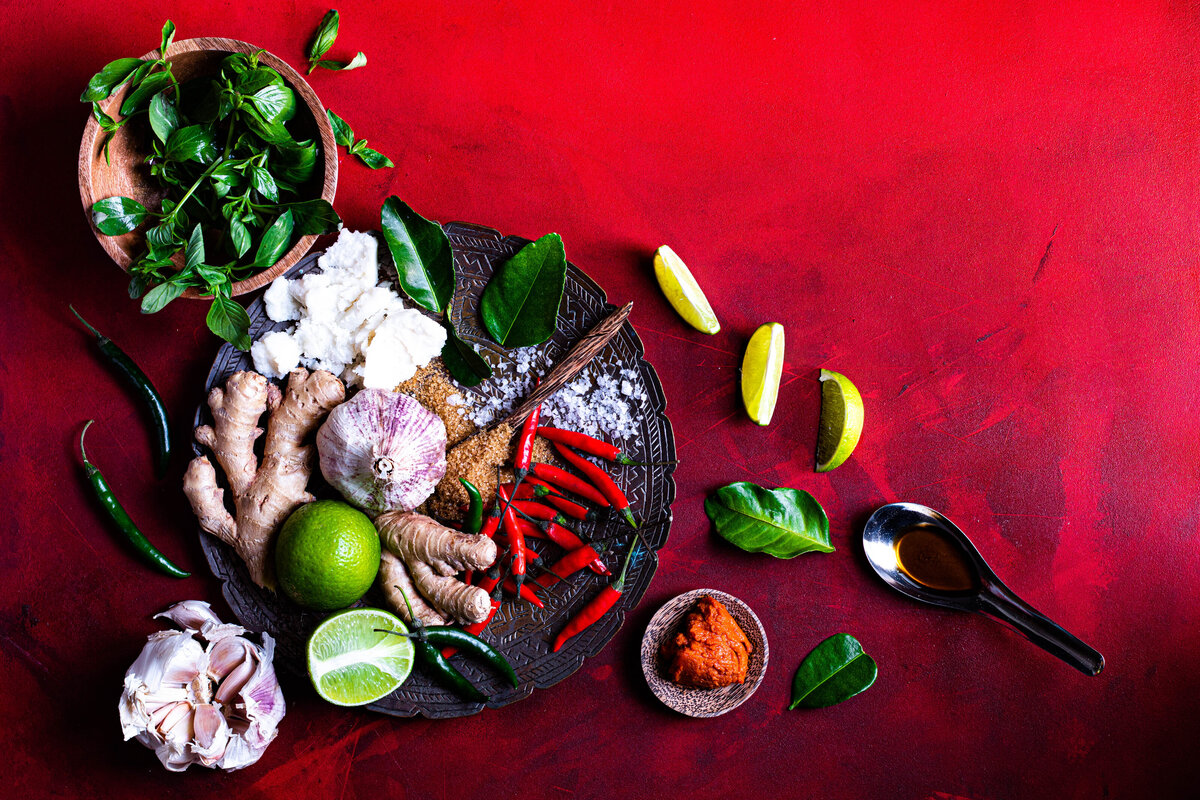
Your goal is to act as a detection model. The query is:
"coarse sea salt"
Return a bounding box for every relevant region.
[451,344,651,443]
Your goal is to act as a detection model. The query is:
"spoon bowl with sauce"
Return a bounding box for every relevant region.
[863,502,1103,676]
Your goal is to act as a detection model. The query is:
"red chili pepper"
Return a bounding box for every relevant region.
[532,485,593,521]
[514,402,542,477]
[502,577,546,607]
[535,544,609,589]
[510,500,558,521]
[498,484,526,591]
[537,427,676,466]
[531,462,611,507]
[551,443,638,528]
[551,539,639,652]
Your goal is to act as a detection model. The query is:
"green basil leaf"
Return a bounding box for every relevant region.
[286,199,341,235]
[91,102,122,132]
[80,57,144,102]
[221,52,256,76]
[160,20,176,56]
[165,124,217,164]
[121,69,173,116]
[148,91,181,144]
[315,52,367,72]
[210,162,243,198]
[380,196,454,313]
[704,481,833,558]
[236,67,283,96]
[230,217,252,257]
[184,224,206,271]
[251,165,279,202]
[326,108,355,147]
[146,218,178,251]
[242,105,295,146]
[306,9,340,66]
[207,294,252,350]
[140,279,186,314]
[128,273,150,299]
[789,634,877,710]
[91,196,147,235]
[480,232,566,347]
[254,210,295,267]
[250,83,295,124]
[354,144,393,169]
[441,319,492,387]
[272,140,318,187]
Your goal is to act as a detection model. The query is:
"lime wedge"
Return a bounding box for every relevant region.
[816,369,864,472]
[741,322,785,425]
[307,608,415,706]
[653,245,721,334]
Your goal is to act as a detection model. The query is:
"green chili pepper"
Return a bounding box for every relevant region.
[413,640,488,702]
[460,478,483,534]
[422,626,518,688]
[79,420,190,578]
[71,306,172,479]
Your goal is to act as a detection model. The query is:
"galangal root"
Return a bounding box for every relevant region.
[376,511,497,626]
[184,368,345,589]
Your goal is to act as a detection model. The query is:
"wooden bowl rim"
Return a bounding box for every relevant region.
[77,36,338,297]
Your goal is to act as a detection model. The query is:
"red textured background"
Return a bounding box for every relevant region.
[1,1,1196,797]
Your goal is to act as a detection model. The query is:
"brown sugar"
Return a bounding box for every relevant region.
[394,361,477,446]
[660,595,753,689]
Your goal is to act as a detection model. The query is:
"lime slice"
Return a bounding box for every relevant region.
[307,608,415,706]
[653,245,721,334]
[816,369,864,472]
[741,322,785,425]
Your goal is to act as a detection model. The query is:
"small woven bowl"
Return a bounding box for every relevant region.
[641,589,768,718]
[78,37,337,297]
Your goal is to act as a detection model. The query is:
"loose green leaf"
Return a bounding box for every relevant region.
[207,293,252,350]
[184,224,206,271]
[165,124,217,163]
[210,161,243,197]
[140,279,186,314]
[379,197,455,313]
[229,218,252,257]
[80,58,143,102]
[148,91,181,143]
[353,143,393,169]
[251,83,296,124]
[480,232,566,347]
[314,52,367,72]
[789,634,877,710]
[306,10,340,70]
[286,199,341,235]
[242,105,295,146]
[251,165,279,202]
[146,218,178,252]
[326,108,355,147]
[441,319,493,387]
[704,481,833,558]
[237,67,283,96]
[91,196,148,235]
[254,210,295,268]
[121,70,173,116]
[159,20,176,56]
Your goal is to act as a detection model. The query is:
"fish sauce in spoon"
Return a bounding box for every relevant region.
[894,525,979,593]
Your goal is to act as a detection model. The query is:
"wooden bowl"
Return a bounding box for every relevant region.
[640,589,769,718]
[77,37,337,297]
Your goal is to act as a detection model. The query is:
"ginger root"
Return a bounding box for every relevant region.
[184,368,345,589]
[376,511,497,625]
[378,550,446,627]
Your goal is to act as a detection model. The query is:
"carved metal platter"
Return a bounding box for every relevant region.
[195,221,676,718]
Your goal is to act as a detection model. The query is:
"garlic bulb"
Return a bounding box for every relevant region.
[317,389,447,513]
[118,601,285,772]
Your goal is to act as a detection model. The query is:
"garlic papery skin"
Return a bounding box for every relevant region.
[317,389,448,513]
[119,601,285,772]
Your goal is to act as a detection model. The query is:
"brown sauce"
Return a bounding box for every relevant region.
[894,526,979,592]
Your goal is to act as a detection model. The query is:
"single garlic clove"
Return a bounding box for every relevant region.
[155,600,222,633]
[214,653,257,704]
[191,704,230,767]
[207,637,253,680]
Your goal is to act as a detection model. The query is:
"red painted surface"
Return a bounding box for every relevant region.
[0,1,1196,797]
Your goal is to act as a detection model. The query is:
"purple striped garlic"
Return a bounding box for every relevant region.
[316,388,447,513]
[118,601,285,772]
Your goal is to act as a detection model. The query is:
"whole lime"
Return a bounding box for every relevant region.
[275,500,380,610]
